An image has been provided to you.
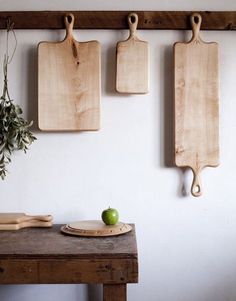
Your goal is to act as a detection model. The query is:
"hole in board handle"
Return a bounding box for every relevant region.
[130,15,136,24]
[67,15,73,23]
[193,184,200,194]
[194,16,200,24]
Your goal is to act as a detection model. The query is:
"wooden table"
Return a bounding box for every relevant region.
[0,224,138,301]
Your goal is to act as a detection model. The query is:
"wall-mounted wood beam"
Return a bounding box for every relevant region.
[0,11,235,30]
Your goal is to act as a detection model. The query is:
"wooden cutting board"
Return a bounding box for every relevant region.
[38,13,101,131]
[0,213,53,224]
[61,220,132,237]
[0,220,53,231]
[116,13,149,94]
[174,13,219,197]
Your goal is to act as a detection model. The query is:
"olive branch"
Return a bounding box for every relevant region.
[0,19,36,180]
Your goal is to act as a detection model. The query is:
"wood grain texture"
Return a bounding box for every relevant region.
[0,224,138,285]
[0,224,137,258]
[0,221,53,231]
[0,11,236,30]
[103,284,127,301]
[116,13,149,94]
[0,258,137,284]
[38,13,101,131]
[174,13,219,197]
[62,220,132,237]
[0,213,52,224]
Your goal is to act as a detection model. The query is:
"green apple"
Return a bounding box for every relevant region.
[101,207,119,225]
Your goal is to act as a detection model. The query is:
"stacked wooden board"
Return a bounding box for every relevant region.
[0,213,53,230]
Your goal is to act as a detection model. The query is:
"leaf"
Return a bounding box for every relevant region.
[0,22,36,179]
[0,100,36,178]
[15,105,22,115]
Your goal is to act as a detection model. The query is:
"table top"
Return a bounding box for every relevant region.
[0,224,137,260]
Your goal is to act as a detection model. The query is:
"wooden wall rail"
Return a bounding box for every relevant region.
[0,11,236,30]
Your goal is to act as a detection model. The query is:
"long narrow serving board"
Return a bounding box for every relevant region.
[38,13,101,131]
[174,13,219,197]
[116,13,149,94]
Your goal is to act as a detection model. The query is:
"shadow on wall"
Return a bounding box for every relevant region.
[162,44,188,197]
[105,44,116,96]
[27,46,38,131]
[163,45,174,168]
[87,284,102,301]
[0,284,89,301]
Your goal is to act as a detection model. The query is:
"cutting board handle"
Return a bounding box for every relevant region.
[64,13,75,39]
[191,168,202,197]
[128,13,138,38]
[22,215,53,223]
[190,13,202,42]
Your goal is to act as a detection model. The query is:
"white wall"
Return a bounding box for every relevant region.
[1,1,236,300]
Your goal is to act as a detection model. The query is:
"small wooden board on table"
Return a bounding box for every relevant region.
[0,213,53,230]
[61,220,132,237]
[0,213,53,224]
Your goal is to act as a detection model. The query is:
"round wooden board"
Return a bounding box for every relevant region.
[61,220,132,237]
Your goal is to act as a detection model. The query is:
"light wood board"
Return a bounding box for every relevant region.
[0,213,53,224]
[0,220,53,231]
[174,13,219,197]
[116,13,149,94]
[38,13,101,131]
[61,220,132,237]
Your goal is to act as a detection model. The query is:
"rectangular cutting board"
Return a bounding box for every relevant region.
[116,13,149,94]
[174,13,219,197]
[38,13,101,131]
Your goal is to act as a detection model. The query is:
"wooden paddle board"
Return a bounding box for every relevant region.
[174,13,219,197]
[61,220,132,237]
[0,213,53,224]
[116,13,149,94]
[38,13,101,131]
[0,220,53,231]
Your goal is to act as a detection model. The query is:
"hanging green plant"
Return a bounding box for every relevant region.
[0,20,36,180]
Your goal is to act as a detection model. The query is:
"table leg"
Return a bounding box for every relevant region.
[103,284,127,301]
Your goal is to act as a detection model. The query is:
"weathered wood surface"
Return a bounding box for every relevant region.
[104,284,127,301]
[174,13,219,197]
[0,224,138,285]
[0,224,137,258]
[0,258,138,284]
[0,11,236,30]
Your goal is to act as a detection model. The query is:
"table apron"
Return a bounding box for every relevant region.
[0,258,138,284]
